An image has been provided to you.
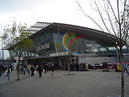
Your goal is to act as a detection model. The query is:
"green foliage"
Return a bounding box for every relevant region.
[3,21,33,58]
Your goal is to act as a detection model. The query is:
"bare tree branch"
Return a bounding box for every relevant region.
[122,21,129,41]
[120,0,128,25]
[108,0,119,24]
[94,0,112,33]
[76,0,105,32]
[117,0,122,41]
[103,0,117,36]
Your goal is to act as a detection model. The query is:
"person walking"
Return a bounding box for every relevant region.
[124,64,129,76]
[43,64,47,73]
[50,63,54,78]
[27,64,31,76]
[30,65,35,76]
[7,66,11,81]
[37,65,43,78]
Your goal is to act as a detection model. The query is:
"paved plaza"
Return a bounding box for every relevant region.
[0,70,129,97]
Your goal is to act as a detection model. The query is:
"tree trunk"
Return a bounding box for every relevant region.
[119,45,124,97]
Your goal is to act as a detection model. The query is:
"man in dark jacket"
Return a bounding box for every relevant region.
[50,63,54,78]
[37,65,43,77]
[30,65,35,76]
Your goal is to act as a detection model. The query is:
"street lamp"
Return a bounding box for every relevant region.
[116,42,120,79]
[116,42,119,63]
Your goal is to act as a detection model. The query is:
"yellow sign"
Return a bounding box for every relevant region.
[117,64,122,71]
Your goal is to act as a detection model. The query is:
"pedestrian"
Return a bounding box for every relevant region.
[37,65,43,78]
[124,64,129,76]
[23,65,27,75]
[21,65,25,75]
[30,65,35,76]
[27,64,31,76]
[50,63,54,78]
[7,66,11,81]
[43,63,47,73]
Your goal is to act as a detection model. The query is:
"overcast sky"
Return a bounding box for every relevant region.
[0,0,102,33]
[0,0,111,58]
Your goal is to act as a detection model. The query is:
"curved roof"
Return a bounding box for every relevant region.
[30,22,117,47]
[4,22,118,54]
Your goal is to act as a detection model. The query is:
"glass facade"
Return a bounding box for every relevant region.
[7,22,129,59]
[52,31,129,56]
[8,30,129,59]
[52,32,103,53]
[32,31,56,56]
[9,50,39,59]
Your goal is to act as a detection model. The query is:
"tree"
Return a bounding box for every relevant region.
[77,0,129,97]
[3,21,33,80]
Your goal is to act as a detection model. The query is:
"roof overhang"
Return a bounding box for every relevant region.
[30,22,117,47]
[5,22,118,50]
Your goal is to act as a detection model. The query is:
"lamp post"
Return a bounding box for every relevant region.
[116,42,119,79]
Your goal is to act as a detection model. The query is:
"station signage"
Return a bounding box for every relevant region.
[36,42,50,51]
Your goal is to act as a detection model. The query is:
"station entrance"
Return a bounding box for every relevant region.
[26,55,88,71]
